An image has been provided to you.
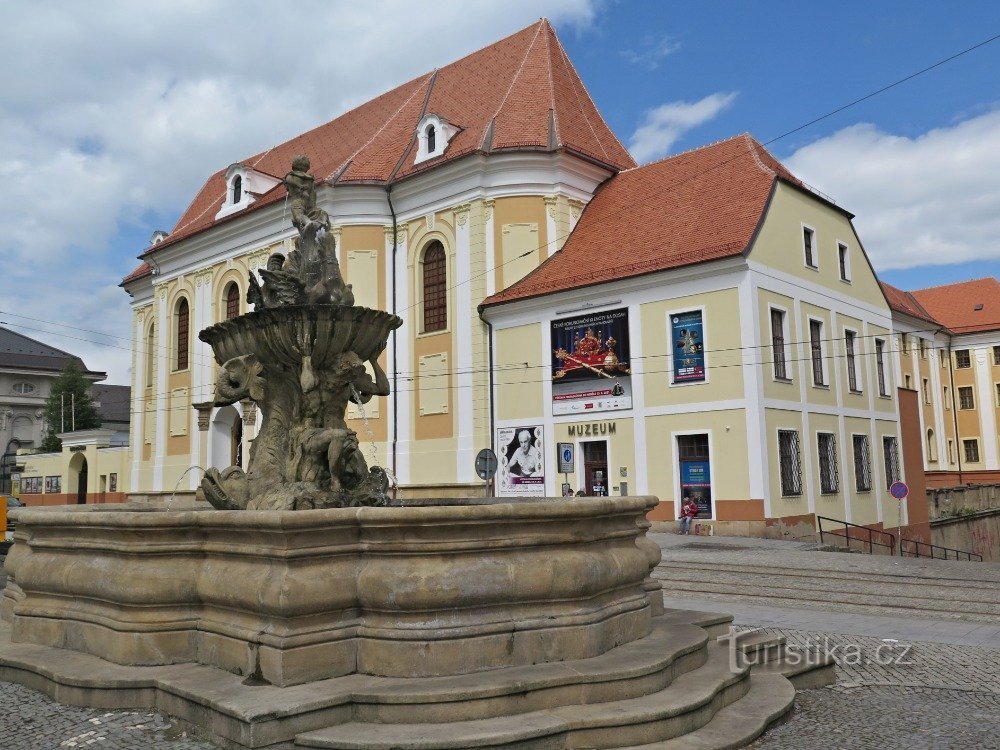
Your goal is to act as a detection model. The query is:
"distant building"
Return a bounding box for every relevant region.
[0,327,131,505]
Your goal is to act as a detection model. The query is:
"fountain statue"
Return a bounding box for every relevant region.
[198,155,401,510]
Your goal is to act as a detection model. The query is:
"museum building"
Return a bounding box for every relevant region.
[119,19,997,540]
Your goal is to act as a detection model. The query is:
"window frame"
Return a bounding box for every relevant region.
[837,241,850,282]
[852,434,872,492]
[174,297,190,371]
[955,349,971,369]
[958,386,975,410]
[809,317,826,387]
[875,338,888,397]
[802,224,817,269]
[770,307,790,381]
[817,432,839,494]
[778,429,803,497]
[844,328,859,392]
[420,240,448,334]
[994,345,1000,366]
[922,377,930,404]
[963,438,980,464]
[145,322,156,388]
[882,436,901,489]
[225,281,241,321]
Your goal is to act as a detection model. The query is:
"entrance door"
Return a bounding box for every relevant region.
[582,440,608,496]
[677,434,711,517]
[77,457,88,505]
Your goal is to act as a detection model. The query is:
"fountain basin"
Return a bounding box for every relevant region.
[1,497,661,687]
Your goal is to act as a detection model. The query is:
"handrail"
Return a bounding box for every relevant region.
[817,516,895,555]
[900,538,982,562]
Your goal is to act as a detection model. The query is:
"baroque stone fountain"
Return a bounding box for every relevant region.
[199,154,400,511]
[0,157,812,750]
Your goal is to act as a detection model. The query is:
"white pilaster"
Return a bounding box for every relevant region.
[129,310,146,492]
[389,227,411,486]
[454,206,475,482]
[153,287,169,491]
[740,272,768,513]
[975,344,999,470]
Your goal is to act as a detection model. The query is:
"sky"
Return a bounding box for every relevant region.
[1,0,998,385]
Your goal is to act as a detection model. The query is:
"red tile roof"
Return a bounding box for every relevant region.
[126,19,633,283]
[482,134,808,307]
[121,262,152,285]
[879,282,938,325]
[911,277,1000,335]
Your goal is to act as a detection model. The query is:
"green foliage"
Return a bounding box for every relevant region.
[40,361,102,452]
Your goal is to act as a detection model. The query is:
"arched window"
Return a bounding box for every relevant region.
[175,298,190,370]
[926,429,936,462]
[145,323,156,387]
[231,174,242,204]
[421,241,447,332]
[426,125,436,153]
[225,282,240,320]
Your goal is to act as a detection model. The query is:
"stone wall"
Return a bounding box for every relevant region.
[927,483,1000,561]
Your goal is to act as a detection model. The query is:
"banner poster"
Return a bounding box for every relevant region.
[680,459,712,517]
[497,425,545,497]
[671,310,705,383]
[550,307,632,416]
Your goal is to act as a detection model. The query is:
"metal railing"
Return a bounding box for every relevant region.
[900,539,982,562]
[817,516,896,555]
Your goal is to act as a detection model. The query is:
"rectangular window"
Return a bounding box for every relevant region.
[44,476,61,493]
[922,378,930,404]
[803,227,816,268]
[770,308,787,380]
[919,338,927,359]
[778,430,802,496]
[955,349,971,368]
[963,439,980,463]
[875,339,888,396]
[996,383,1000,407]
[958,386,975,410]
[994,345,1000,366]
[671,310,706,383]
[852,435,872,492]
[944,386,950,410]
[838,243,849,281]
[901,333,909,352]
[882,436,901,489]
[109,473,118,493]
[845,330,858,391]
[810,319,825,386]
[818,433,839,494]
[940,350,947,369]
[22,476,42,494]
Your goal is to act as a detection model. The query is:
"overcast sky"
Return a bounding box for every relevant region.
[1,0,998,385]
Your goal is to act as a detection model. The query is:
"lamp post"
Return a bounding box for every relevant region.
[1,438,21,495]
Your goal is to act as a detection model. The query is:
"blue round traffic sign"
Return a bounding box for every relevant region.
[889,481,908,500]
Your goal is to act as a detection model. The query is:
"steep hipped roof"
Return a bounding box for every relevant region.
[91,384,131,424]
[483,134,807,306]
[880,282,939,325]
[911,277,1000,335]
[123,20,633,285]
[0,327,104,378]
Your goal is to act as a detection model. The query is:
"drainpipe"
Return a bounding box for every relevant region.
[946,334,963,484]
[479,309,497,499]
[386,185,399,499]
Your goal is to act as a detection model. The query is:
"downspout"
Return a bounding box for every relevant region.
[386,185,399,499]
[946,333,963,484]
[479,308,496,498]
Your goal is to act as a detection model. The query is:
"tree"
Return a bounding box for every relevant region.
[40,361,101,452]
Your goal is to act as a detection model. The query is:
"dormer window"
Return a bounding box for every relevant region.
[215,163,280,220]
[414,113,459,165]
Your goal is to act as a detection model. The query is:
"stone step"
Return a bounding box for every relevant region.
[730,631,786,664]
[293,642,753,749]
[617,673,795,749]
[654,609,734,639]
[717,630,835,690]
[655,559,999,592]
[652,573,1000,617]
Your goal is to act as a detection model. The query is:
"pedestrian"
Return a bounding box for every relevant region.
[678,495,699,534]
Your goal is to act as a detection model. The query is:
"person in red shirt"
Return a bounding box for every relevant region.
[678,496,699,534]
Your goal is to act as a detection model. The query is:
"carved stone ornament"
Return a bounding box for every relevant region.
[192,402,214,432]
[198,156,402,511]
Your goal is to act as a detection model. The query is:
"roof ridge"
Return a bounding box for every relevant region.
[549,27,611,162]
[490,20,546,129]
[543,21,559,148]
[742,133,776,176]
[620,133,748,173]
[912,276,998,294]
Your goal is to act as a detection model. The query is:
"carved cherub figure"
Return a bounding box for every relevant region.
[284,155,330,233]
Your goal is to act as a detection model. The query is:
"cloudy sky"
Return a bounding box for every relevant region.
[1,0,998,385]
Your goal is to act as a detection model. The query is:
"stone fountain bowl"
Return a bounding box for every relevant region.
[199,305,402,365]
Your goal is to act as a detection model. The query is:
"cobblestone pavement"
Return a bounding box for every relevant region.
[0,682,220,749]
[748,627,1000,749]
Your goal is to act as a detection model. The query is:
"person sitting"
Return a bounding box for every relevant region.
[678,496,699,534]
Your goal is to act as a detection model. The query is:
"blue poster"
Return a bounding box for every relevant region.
[671,310,705,383]
[680,459,712,517]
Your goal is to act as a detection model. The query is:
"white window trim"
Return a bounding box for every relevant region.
[962,437,981,464]
[850,432,872,493]
[807,315,828,388]
[816,430,840,495]
[836,239,851,283]
[777,428,802,497]
[874,337,890,398]
[670,429,715,520]
[843,326,861,393]
[801,223,818,270]
[769,304,792,383]
[414,113,459,165]
[666,305,709,388]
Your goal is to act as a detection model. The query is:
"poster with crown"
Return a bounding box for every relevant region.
[550,308,632,416]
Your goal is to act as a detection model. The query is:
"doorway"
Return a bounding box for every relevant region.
[582,440,608,496]
[677,433,711,518]
[68,451,88,505]
[77,457,88,504]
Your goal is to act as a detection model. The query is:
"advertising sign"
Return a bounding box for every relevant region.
[557,442,575,473]
[551,308,632,415]
[680,459,712,517]
[671,310,706,383]
[497,425,545,497]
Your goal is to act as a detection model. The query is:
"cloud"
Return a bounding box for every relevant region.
[620,35,680,69]
[785,109,1000,271]
[628,92,737,163]
[0,1,599,384]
